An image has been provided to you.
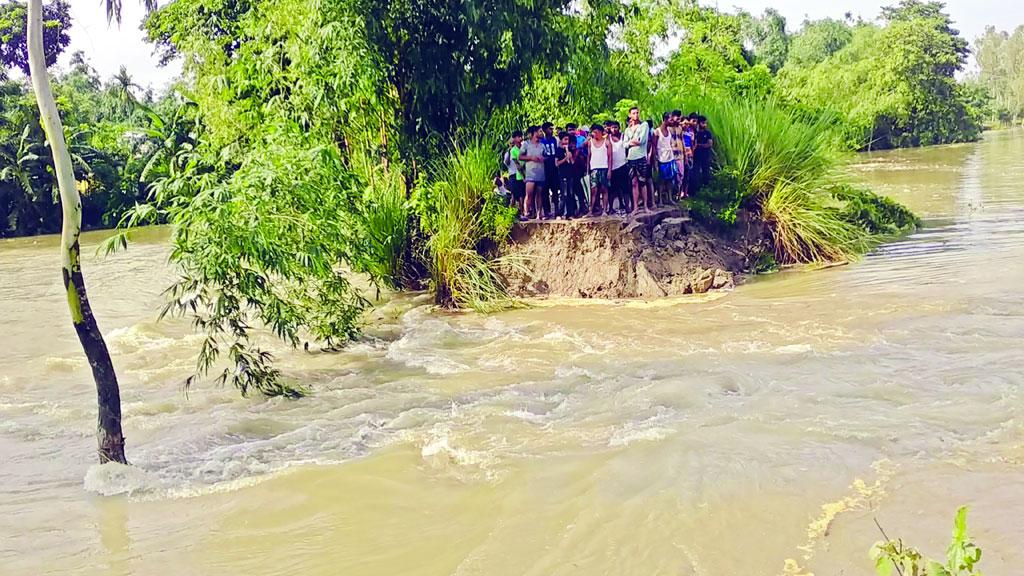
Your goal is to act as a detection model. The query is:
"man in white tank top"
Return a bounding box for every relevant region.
[586,124,613,215]
[651,112,677,207]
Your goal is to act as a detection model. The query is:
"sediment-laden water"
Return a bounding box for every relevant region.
[2,130,1022,575]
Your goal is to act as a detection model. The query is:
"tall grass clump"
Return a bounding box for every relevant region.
[416,138,519,310]
[652,91,912,263]
[762,182,868,262]
[350,165,412,291]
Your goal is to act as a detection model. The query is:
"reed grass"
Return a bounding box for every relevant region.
[354,165,411,290]
[650,92,889,264]
[419,138,519,310]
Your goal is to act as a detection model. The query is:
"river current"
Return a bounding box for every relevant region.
[1,130,1022,575]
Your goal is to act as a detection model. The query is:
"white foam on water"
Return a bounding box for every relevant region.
[774,344,813,355]
[418,425,505,482]
[43,356,84,372]
[505,408,549,424]
[607,426,673,447]
[384,305,531,375]
[84,462,164,496]
[386,339,469,374]
[539,328,610,355]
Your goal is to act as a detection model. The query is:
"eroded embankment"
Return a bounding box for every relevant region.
[504,208,769,299]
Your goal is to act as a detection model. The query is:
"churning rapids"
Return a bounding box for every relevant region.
[2,130,1023,575]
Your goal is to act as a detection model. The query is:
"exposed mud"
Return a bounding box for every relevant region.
[504,208,769,299]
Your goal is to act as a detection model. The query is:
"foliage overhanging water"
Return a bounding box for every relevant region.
[1,130,1023,575]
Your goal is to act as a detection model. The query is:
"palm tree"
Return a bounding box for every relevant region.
[108,65,142,116]
[25,0,157,464]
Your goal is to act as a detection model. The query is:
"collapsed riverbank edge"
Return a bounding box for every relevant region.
[502,207,771,300]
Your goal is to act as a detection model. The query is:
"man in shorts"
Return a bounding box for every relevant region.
[586,124,612,216]
[623,106,651,214]
[520,126,548,220]
[651,112,676,206]
[606,120,631,214]
[669,110,687,198]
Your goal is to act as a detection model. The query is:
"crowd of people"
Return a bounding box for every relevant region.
[497,106,715,220]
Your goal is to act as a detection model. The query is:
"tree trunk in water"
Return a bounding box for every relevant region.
[27,0,127,464]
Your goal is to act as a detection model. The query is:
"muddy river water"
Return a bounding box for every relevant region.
[1,130,1023,575]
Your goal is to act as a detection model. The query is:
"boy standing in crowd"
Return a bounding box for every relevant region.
[669,110,687,198]
[505,130,525,213]
[606,120,630,214]
[520,126,547,220]
[683,114,697,194]
[693,115,714,192]
[624,106,651,215]
[586,124,613,216]
[570,134,589,216]
[652,112,676,206]
[554,131,578,219]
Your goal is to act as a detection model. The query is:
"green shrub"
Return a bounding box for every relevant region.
[761,181,868,263]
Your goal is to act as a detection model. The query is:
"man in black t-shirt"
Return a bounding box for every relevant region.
[554,132,579,219]
[693,115,714,191]
[540,122,558,219]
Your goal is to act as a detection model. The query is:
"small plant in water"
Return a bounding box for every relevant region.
[871,507,983,576]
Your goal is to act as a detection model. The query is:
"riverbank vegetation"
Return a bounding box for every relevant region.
[1,0,980,396]
[0,54,184,237]
[974,25,1024,127]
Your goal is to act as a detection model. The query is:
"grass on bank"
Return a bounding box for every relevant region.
[351,164,412,291]
[647,92,916,264]
[416,138,520,311]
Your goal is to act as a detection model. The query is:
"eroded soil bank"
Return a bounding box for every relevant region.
[504,207,769,299]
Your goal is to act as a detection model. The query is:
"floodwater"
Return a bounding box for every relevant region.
[1,130,1022,575]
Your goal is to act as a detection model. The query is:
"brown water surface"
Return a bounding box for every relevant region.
[2,130,1023,575]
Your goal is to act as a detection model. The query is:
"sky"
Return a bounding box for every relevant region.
[64,0,1024,90]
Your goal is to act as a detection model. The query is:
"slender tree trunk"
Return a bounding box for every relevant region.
[27,0,127,464]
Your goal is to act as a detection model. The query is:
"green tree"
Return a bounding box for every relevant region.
[974,25,1024,124]
[615,0,768,100]
[778,2,985,149]
[740,8,790,73]
[785,18,853,68]
[147,0,597,164]
[0,0,69,74]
